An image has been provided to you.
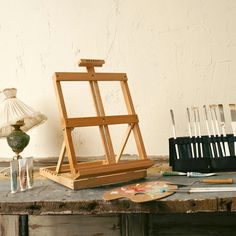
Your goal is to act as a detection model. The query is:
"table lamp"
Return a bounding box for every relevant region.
[0,88,47,159]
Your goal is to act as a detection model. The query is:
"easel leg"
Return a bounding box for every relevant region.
[120,81,147,159]
[64,128,78,176]
[116,124,134,162]
[56,141,66,173]
[132,124,147,159]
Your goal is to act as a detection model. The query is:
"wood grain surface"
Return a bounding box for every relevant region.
[0,164,236,215]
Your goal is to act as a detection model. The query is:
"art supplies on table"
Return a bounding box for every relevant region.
[161,171,217,177]
[10,157,34,193]
[187,108,195,158]
[218,104,230,156]
[169,186,236,193]
[169,105,236,172]
[103,181,178,202]
[170,109,180,159]
[19,159,27,191]
[26,157,34,189]
[229,104,236,152]
[104,179,235,202]
[10,159,18,193]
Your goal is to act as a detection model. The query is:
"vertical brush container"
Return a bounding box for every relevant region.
[169,134,236,172]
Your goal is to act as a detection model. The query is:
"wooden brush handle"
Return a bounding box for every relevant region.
[201,178,233,184]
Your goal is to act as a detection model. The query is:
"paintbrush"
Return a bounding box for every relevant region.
[203,105,215,158]
[170,186,236,193]
[161,171,216,177]
[211,105,225,157]
[229,104,236,155]
[170,109,180,159]
[192,107,200,157]
[196,107,203,157]
[209,105,220,157]
[186,108,195,158]
[218,104,230,156]
[168,178,233,187]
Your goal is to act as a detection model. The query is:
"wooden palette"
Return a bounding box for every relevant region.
[103,181,178,202]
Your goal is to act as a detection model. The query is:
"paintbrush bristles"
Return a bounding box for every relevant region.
[186,108,191,122]
[218,104,225,122]
[203,105,209,120]
[170,109,175,125]
[171,104,236,137]
[229,104,236,121]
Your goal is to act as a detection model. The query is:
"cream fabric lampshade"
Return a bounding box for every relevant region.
[0,88,47,137]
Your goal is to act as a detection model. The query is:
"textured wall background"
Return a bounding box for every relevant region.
[0,0,236,158]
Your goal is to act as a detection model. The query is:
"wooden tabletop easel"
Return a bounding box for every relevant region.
[40,59,154,189]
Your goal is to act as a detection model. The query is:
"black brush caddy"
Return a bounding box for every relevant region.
[169,134,236,172]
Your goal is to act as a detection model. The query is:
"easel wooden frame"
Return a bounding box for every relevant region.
[40,59,154,189]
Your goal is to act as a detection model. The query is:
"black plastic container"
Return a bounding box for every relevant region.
[169,134,236,172]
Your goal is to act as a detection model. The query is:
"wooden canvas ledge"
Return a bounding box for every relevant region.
[40,59,154,190]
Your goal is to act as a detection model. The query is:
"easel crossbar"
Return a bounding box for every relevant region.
[55,72,127,81]
[63,115,138,128]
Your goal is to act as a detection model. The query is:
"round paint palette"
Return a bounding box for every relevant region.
[103,181,178,202]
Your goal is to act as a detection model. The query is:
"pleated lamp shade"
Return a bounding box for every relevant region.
[0,88,47,137]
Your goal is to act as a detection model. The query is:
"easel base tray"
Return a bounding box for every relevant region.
[40,167,149,190]
[39,159,154,190]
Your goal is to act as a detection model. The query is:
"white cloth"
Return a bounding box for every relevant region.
[0,88,47,137]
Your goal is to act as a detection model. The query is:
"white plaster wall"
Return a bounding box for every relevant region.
[0,0,236,158]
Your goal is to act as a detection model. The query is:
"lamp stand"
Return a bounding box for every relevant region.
[7,120,30,159]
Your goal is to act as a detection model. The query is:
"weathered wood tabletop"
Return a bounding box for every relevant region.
[1,166,236,215]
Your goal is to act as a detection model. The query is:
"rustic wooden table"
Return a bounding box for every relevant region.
[1,173,236,215]
[1,165,236,235]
